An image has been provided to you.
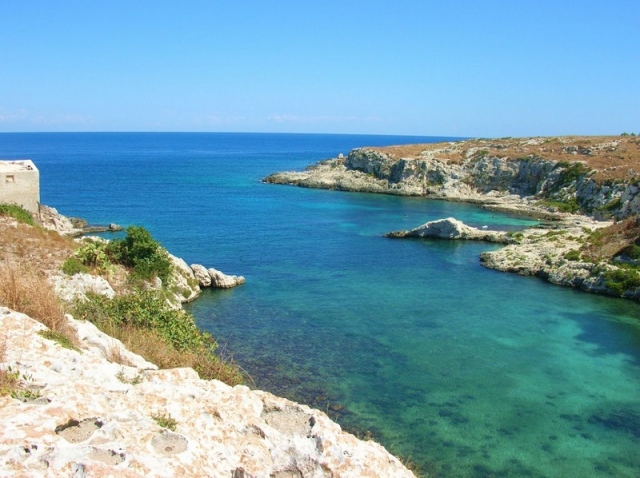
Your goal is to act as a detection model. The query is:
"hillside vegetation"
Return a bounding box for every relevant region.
[368,135,640,182]
[0,205,243,388]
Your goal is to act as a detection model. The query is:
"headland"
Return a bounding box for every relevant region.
[265,135,640,300]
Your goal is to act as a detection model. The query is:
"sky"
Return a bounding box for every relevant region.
[0,1,638,137]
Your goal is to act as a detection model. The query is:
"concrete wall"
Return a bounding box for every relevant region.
[0,160,40,214]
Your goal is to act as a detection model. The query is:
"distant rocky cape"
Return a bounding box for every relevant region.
[263,135,640,220]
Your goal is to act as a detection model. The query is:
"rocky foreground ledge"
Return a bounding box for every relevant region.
[0,308,414,477]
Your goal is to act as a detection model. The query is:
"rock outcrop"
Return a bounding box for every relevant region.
[52,272,116,303]
[38,205,83,236]
[0,308,414,477]
[38,205,123,237]
[191,264,246,289]
[386,217,510,243]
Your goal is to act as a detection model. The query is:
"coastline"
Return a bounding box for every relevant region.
[264,135,640,301]
[0,208,416,477]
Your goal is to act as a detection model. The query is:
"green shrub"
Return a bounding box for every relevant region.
[603,266,640,296]
[76,241,113,275]
[539,199,580,214]
[61,257,89,275]
[72,226,173,285]
[73,290,205,352]
[564,249,581,261]
[0,203,36,226]
[555,162,591,189]
[620,244,640,260]
[107,226,173,285]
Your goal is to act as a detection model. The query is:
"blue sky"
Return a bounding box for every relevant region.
[0,1,638,137]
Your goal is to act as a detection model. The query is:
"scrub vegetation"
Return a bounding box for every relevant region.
[0,206,243,386]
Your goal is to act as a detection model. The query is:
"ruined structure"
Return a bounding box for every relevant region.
[0,160,40,214]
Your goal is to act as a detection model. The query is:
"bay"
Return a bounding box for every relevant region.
[1,133,639,477]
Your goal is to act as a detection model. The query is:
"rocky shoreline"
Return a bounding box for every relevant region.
[0,209,414,477]
[265,136,640,301]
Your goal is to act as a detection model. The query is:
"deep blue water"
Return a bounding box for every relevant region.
[2,133,639,477]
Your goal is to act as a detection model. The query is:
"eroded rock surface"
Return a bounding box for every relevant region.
[191,264,246,289]
[0,308,414,477]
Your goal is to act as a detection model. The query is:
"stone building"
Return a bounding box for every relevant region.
[0,160,40,214]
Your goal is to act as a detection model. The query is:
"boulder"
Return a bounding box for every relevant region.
[190,263,211,287]
[208,268,246,289]
[387,217,510,243]
[52,272,116,302]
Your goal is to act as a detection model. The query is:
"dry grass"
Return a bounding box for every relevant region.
[0,262,79,348]
[582,217,640,262]
[0,218,77,275]
[367,135,640,182]
[105,343,135,367]
[95,321,244,385]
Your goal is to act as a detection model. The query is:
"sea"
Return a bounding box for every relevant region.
[1,133,639,478]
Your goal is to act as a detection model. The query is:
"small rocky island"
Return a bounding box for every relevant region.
[265,135,640,300]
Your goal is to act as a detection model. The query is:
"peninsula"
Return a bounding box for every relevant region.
[265,135,640,300]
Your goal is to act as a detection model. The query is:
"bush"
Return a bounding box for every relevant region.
[539,198,580,214]
[564,249,581,261]
[75,241,113,275]
[0,203,36,226]
[603,266,640,296]
[72,226,173,285]
[61,257,89,275]
[107,226,173,285]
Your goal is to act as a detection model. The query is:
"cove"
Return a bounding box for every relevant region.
[1,133,639,477]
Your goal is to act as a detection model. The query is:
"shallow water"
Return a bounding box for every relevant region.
[2,133,639,477]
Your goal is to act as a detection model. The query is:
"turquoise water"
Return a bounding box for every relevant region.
[1,133,639,477]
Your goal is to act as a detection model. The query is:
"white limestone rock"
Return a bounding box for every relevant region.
[208,268,246,289]
[167,254,201,304]
[387,217,510,243]
[38,204,83,236]
[0,308,415,477]
[52,272,116,302]
[190,263,212,287]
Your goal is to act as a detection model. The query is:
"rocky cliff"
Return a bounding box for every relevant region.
[264,136,640,220]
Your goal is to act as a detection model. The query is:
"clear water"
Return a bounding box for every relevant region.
[1,133,639,477]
